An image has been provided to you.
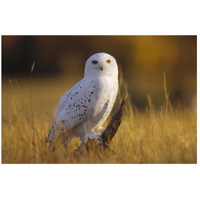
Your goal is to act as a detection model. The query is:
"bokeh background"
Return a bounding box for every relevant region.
[2,36,197,116]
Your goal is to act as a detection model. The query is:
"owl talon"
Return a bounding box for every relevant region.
[88,131,102,144]
[97,127,105,134]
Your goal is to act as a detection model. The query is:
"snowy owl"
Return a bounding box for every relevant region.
[47,52,118,148]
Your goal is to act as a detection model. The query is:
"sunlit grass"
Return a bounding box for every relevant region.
[2,74,197,163]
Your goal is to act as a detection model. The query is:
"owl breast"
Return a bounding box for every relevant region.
[86,75,118,130]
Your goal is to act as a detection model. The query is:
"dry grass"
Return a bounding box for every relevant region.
[2,73,197,164]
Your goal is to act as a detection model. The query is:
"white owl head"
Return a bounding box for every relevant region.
[84,53,118,77]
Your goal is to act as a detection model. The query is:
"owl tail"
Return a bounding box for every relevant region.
[44,122,55,148]
[45,121,67,149]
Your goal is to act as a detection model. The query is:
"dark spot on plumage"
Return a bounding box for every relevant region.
[88,99,91,102]
[76,105,81,108]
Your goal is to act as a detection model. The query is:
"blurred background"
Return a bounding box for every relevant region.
[2,36,197,116]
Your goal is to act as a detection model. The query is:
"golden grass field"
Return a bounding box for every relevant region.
[2,73,197,164]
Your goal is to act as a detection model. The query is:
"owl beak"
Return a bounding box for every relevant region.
[98,65,104,71]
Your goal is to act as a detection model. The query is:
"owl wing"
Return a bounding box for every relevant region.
[54,77,99,131]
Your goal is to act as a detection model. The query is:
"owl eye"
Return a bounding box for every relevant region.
[106,59,111,64]
[92,60,98,64]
